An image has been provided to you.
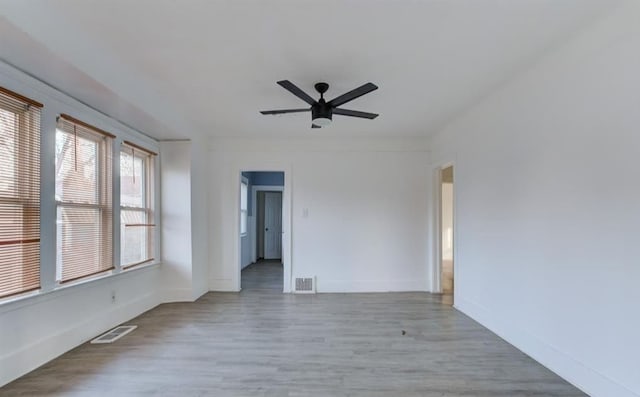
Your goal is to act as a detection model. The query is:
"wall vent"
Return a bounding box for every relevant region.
[90,325,137,344]
[294,277,316,293]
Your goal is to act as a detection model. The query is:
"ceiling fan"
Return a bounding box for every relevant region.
[260,80,379,128]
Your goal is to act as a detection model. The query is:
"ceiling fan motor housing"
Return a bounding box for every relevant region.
[312,100,332,124]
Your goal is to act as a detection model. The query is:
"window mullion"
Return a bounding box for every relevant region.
[40,108,56,293]
[113,138,122,272]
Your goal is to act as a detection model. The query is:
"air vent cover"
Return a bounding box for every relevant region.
[295,277,315,293]
[90,325,137,344]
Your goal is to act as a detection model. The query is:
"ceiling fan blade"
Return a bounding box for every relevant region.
[333,108,379,119]
[260,108,310,115]
[277,80,316,106]
[311,124,321,128]
[328,82,378,107]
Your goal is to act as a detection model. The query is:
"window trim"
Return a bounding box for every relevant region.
[240,177,248,236]
[0,260,159,313]
[0,86,43,108]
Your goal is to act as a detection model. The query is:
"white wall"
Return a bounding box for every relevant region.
[190,136,210,300]
[0,61,162,387]
[208,137,431,293]
[160,141,194,301]
[0,267,159,386]
[429,2,640,396]
[159,139,210,302]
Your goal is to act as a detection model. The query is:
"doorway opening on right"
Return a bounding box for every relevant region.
[440,165,454,303]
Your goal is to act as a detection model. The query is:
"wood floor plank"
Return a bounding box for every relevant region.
[0,262,585,396]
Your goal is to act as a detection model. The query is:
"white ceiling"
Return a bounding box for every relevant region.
[0,0,616,140]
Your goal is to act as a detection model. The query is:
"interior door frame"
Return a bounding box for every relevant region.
[251,185,284,262]
[232,165,291,293]
[432,161,456,296]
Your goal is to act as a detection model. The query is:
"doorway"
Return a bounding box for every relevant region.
[440,166,454,301]
[239,171,285,291]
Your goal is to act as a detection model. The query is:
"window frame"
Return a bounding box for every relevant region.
[0,89,41,299]
[240,177,248,236]
[54,116,114,284]
[119,143,155,269]
[0,80,162,308]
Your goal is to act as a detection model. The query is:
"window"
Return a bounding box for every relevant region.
[0,87,41,298]
[120,142,155,268]
[240,179,248,235]
[55,114,113,283]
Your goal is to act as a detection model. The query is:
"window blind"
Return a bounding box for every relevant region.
[56,114,113,283]
[120,142,155,269]
[0,87,41,299]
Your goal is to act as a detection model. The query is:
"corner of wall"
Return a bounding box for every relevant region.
[0,268,162,387]
[455,297,638,397]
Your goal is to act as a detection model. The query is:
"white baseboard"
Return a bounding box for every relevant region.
[0,292,159,387]
[192,286,209,301]
[209,278,237,291]
[317,279,428,293]
[455,297,637,397]
[162,288,196,303]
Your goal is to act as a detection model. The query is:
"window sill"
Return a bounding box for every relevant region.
[0,261,160,315]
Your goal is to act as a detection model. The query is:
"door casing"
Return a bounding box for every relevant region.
[432,161,457,300]
[232,167,290,293]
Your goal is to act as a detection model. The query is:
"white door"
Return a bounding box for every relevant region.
[264,192,282,259]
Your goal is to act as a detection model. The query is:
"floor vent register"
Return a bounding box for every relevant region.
[295,277,316,293]
[90,325,138,344]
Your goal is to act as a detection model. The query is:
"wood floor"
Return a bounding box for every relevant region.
[241,260,283,291]
[1,263,585,396]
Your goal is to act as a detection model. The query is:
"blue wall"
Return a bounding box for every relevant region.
[248,171,284,187]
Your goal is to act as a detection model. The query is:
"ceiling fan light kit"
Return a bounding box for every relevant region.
[261,80,379,129]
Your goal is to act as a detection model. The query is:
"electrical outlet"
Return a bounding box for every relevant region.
[111,290,116,304]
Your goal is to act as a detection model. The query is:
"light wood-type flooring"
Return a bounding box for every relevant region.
[241,259,283,291]
[1,261,585,396]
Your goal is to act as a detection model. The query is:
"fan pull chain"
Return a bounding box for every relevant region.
[132,148,135,184]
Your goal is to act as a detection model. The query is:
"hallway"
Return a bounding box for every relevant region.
[241,259,283,291]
